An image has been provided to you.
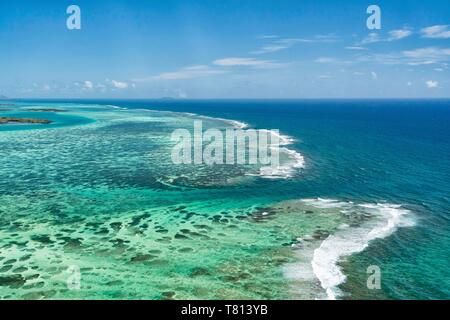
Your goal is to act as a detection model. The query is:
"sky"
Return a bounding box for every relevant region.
[1,0,449,99]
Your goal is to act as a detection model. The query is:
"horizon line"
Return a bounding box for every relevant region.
[6,97,450,101]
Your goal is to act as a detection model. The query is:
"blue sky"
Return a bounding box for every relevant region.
[1,0,449,98]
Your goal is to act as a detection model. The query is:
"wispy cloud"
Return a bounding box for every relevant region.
[315,57,339,64]
[252,34,340,54]
[371,71,378,80]
[359,47,450,66]
[251,38,297,55]
[134,56,284,83]
[314,57,352,65]
[133,65,227,81]
[299,34,341,44]
[360,32,381,44]
[403,47,450,65]
[388,28,413,41]
[421,25,450,39]
[110,80,129,89]
[83,80,94,90]
[426,80,439,88]
[251,45,290,54]
[360,28,412,44]
[258,35,279,39]
[317,74,334,79]
[213,57,283,68]
[345,46,367,50]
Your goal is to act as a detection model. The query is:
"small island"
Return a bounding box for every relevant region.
[0,117,53,125]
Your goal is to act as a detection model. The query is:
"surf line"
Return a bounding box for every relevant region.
[170,120,281,167]
[181,304,215,318]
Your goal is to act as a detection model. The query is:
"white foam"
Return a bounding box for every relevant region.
[310,202,415,300]
[136,108,250,129]
[107,105,128,110]
[175,113,304,179]
[301,198,349,209]
[109,106,304,179]
[256,130,305,179]
[258,129,296,146]
[194,114,249,129]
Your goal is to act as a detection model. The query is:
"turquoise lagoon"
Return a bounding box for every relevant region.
[0,99,449,300]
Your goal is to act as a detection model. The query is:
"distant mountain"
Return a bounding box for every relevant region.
[0,95,9,100]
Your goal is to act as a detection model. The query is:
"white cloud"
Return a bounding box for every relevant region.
[346,46,367,50]
[274,35,339,46]
[371,71,378,80]
[314,57,352,65]
[111,80,129,89]
[258,35,279,39]
[134,57,284,83]
[403,47,450,65]
[421,25,450,39]
[388,29,413,41]
[366,47,450,66]
[360,29,412,45]
[83,80,94,90]
[318,74,334,79]
[251,45,289,54]
[252,35,340,54]
[134,65,227,81]
[315,57,338,64]
[96,83,107,92]
[213,57,281,68]
[426,80,439,88]
[313,34,340,42]
[361,33,381,44]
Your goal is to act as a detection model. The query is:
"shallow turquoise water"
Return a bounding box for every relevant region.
[0,99,449,299]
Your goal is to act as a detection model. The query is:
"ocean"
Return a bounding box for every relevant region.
[0,99,449,299]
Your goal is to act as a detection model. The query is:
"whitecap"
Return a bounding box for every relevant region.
[310,202,415,299]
